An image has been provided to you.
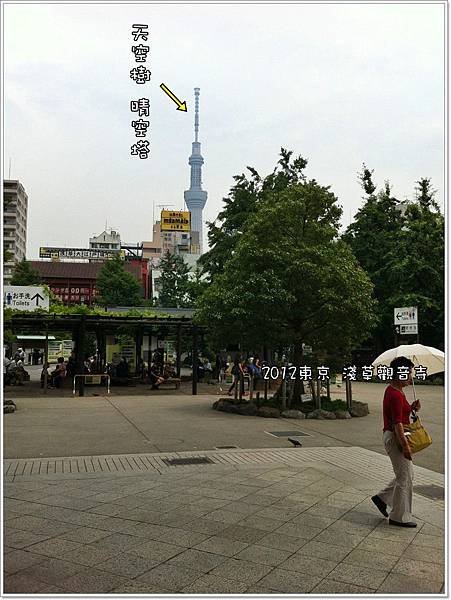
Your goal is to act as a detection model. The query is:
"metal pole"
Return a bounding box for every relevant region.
[43,327,48,394]
[192,325,198,395]
[176,324,182,378]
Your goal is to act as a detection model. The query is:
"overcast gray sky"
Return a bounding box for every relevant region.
[4,1,445,258]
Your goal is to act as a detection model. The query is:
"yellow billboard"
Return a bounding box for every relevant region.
[160,210,191,232]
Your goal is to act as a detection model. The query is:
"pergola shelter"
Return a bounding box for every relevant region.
[5,313,204,396]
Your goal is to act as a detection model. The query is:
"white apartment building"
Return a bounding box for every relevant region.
[3,180,28,284]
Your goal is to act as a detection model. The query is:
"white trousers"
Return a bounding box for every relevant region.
[377,430,414,523]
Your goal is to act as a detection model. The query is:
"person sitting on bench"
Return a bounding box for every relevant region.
[51,357,67,389]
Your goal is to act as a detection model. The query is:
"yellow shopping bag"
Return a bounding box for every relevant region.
[404,417,432,453]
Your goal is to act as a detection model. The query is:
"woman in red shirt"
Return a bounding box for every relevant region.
[371,356,421,527]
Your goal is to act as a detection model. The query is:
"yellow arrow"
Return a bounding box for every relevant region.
[160,83,187,112]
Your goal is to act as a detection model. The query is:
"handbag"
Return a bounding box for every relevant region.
[403,410,432,453]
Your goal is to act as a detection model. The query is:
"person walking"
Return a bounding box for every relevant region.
[228,356,243,396]
[371,356,421,528]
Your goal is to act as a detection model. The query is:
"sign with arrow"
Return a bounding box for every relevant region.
[3,286,49,312]
[160,83,187,112]
[394,306,418,325]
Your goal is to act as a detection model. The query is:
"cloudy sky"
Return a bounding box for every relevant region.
[4,2,445,258]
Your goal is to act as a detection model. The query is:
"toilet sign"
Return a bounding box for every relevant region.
[3,286,49,312]
[394,306,418,326]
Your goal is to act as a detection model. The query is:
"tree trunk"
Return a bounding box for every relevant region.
[292,342,304,403]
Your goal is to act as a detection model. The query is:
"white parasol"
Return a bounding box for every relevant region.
[372,343,445,401]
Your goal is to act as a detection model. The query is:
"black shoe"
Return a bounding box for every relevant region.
[371,495,388,517]
[389,519,417,528]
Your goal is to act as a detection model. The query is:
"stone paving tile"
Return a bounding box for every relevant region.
[419,522,444,536]
[240,492,279,506]
[128,539,185,562]
[137,563,204,591]
[208,557,273,585]
[88,502,127,516]
[94,516,144,534]
[356,535,410,556]
[312,528,365,549]
[3,549,48,574]
[181,517,228,535]
[257,532,308,553]
[112,581,172,593]
[37,495,100,510]
[340,510,384,527]
[304,503,349,519]
[280,552,339,577]
[274,521,323,541]
[182,573,249,594]
[95,552,161,578]
[295,540,352,562]
[368,522,419,543]
[35,584,68,593]
[114,507,165,523]
[234,543,293,567]
[343,547,400,571]
[219,500,260,516]
[23,537,84,558]
[237,515,286,532]
[378,573,443,594]
[193,535,250,557]
[257,567,321,593]
[205,508,247,524]
[167,547,229,572]
[328,562,389,590]
[59,567,129,593]
[245,584,281,593]
[88,532,142,552]
[311,578,375,594]
[16,557,84,586]
[290,513,336,529]
[392,556,445,581]
[325,518,378,537]
[5,515,75,536]
[4,572,50,593]
[60,526,112,544]
[403,544,445,563]
[253,505,304,522]
[410,532,444,549]
[62,545,118,567]
[219,524,267,544]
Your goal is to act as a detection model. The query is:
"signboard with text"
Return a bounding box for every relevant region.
[160,210,191,232]
[394,306,418,325]
[39,247,123,260]
[3,286,49,312]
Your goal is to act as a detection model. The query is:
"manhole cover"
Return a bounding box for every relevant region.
[215,446,239,449]
[266,431,311,438]
[162,457,214,466]
[414,485,444,500]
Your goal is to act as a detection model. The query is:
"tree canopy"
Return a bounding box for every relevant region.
[343,169,444,350]
[10,259,41,286]
[96,256,142,306]
[196,152,377,370]
[157,251,192,308]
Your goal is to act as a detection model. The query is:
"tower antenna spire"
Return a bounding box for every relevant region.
[194,87,200,143]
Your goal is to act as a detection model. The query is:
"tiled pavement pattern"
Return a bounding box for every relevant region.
[3,447,445,594]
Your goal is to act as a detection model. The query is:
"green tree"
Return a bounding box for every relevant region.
[385,179,444,349]
[10,259,41,285]
[199,148,308,280]
[342,167,406,351]
[157,251,191,308]
[343,169,444,350]
[96,256,142,306]
[196,169,377,400]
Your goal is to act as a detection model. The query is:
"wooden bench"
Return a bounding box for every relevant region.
[158,377,181,390]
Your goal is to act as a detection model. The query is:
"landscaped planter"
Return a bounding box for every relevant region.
[212,398,368,419]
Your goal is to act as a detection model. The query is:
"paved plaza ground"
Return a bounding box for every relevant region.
[3,376,445,594]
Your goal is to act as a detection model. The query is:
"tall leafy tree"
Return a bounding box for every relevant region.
[10,259,41,285]
[157,251,191,308]
[96,256,142,306]
[342,167,406,351]
[199,148,308,280]
[385,179,444,349]
[196,169,377,400]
